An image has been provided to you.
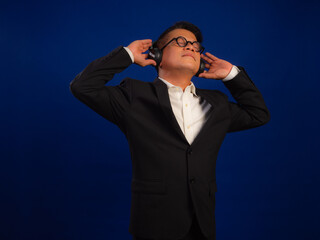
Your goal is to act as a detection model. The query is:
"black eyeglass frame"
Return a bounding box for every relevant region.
[160,36,205,53]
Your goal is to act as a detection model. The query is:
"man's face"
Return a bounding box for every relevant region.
[159,29,201,75]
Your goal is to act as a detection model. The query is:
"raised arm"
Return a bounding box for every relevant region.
[70,46,132,127]
[199,52,270,132]
[69,40,156,128]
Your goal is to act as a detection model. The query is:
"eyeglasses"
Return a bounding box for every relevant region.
[160,36,204,53]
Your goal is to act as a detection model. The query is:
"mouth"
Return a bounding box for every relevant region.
[182,54,195,60]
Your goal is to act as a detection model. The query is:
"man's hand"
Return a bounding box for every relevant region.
[127,39,156,67]
[198,52,233,80]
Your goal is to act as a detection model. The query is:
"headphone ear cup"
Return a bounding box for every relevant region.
[195,59,206,77]
[147,46,162,67]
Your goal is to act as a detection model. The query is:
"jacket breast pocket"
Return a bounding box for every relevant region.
[131,178,166,195]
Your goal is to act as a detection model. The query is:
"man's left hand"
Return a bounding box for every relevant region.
[198,52,233,80]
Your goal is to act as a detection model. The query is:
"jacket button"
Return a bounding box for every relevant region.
[187,148,193,155]
[190,177,195,184]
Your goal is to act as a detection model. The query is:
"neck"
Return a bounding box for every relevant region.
[158,71,193,91]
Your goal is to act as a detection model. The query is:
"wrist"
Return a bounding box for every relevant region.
[222,65,240,82]
[123,46,134,63]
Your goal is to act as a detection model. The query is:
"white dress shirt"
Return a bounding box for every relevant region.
[158,78,212,143]
[123,47,240,144]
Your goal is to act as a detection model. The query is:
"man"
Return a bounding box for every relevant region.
[70,21,270,240]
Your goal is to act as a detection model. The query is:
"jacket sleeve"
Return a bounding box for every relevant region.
[69,46,132,129]
[223,66,270,132]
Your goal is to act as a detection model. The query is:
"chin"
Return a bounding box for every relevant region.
[181,63,198,74]
[163,61,198,75]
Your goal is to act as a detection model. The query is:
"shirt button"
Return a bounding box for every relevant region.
[187,125,190,129]
[190,177,195,184]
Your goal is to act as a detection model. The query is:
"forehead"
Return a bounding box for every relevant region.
[166,29,197,41]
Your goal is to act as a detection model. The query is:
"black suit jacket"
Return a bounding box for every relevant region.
[70,46,270,239]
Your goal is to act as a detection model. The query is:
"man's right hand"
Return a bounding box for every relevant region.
[127,39,157,67]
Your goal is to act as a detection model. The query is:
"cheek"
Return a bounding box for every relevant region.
[196,56,202,67]
[196,54,201,62]
[162,53,177,66]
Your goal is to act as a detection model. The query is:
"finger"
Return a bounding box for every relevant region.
[141,53,151,59]
[142,40,153,44]
[205,63,211,69]
[141,45,152,53]
[201,54,213,64]
[198,72,218,79]
[141,54,157,65]
[140,39,153,44]
[205,52,219,60]
[141,45,151,52]
[146,59,157,66]
[198,72,208,78]
[142,42,153,48]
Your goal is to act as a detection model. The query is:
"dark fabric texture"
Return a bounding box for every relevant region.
[70,46,270,239]
[133,212,215,240]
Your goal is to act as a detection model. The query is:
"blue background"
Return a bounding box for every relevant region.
[1,0,319,239]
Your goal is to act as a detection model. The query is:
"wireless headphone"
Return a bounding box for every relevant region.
[147,41,206,77]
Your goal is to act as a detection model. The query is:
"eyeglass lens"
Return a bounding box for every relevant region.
[176,37,202,52]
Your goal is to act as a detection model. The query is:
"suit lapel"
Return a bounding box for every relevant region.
[153,78,189,144]
[189,88,217,146]
[153,78,220,146]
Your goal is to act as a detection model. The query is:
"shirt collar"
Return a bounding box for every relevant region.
[158,77,198,97]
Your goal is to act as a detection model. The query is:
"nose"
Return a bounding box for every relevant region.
[184,41,195,52]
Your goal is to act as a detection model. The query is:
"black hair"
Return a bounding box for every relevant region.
[155,21,203,49]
